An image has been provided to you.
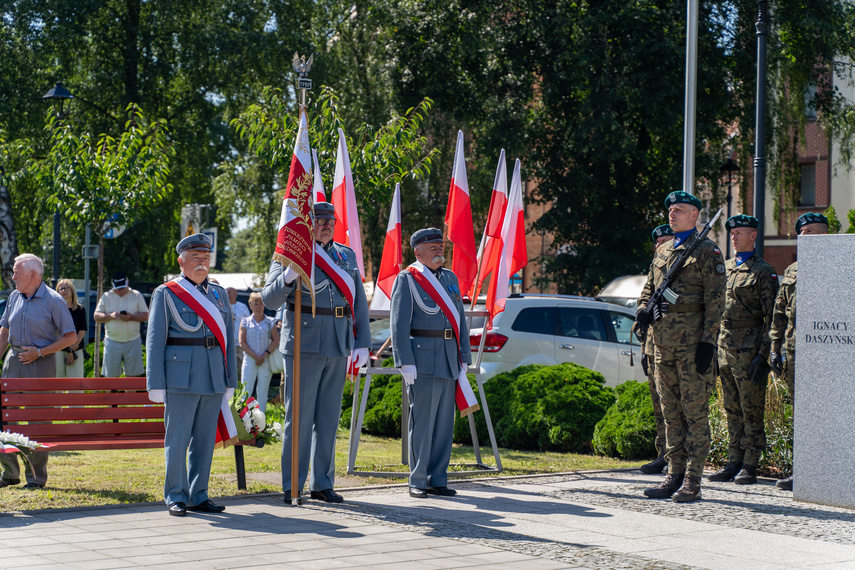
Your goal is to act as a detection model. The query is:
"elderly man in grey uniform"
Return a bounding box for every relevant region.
[146,234,237,516]
[390,228,471,498]
[262,201,370,503]
[0,254,76,489]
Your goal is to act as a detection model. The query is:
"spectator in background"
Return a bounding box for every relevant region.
[55,279,87,378]
[239,292,279,413]
[228,287,251,374]
[0,254,76,488]
[94,271,148,377]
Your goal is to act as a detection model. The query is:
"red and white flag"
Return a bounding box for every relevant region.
[469,150,508,299]
[486,158,527,319]
[331,128,365,280]
[444,130,478,295]
[370,183,402,310]
[273,108,315,302]
[311,148,326,204]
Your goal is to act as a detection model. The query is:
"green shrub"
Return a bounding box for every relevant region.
[362,376,404,436]
[592,381,657,458]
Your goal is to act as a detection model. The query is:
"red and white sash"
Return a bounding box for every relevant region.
[314,244,356,309]
[166,276,238,445]
[406,262,480,417]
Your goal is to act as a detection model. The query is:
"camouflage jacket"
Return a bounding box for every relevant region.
[717,255,779,357]
[769,261,797,354]
[639,231,725,348]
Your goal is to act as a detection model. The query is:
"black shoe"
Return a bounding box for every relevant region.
[708,461,742,482]
[644,473,684,499]
[734,465,758,485]
[639,456,668,475]
[311,489,343,503]
[426,486,457,496]
[673,475,702,503]
[23,482,45,489]
[187,499,226,513]
[409,487,428,498]
[776,475,793,491]
[0,478,20,488]
[168,502,187,517]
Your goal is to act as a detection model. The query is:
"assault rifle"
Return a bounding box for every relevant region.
[634,208,723,343]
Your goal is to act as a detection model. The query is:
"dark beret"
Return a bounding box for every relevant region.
[651,224,674,243]
[664,191,702,210]
[725,214,759,231]
[795,212,829,234]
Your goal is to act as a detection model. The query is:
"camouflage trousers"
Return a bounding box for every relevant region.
[646,362,666,457]
[654,343,716,477]
[718,345,767,467]
[782,349,795,400]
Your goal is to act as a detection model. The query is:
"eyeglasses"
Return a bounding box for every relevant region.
[57,286,70,292]
[316,219,335,227]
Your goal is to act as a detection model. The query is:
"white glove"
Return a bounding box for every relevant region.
[352,348,369,370]
[401,365,417,386]
[282,267,298,285]
[225,387,235,400]
[148,390,166,403]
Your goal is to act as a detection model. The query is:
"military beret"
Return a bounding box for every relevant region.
[314,201,336,219]
[664,191,702,210]
[410,227,443,248]
[651,224,674,243]
[795,212,829,233]
[725,214,759,232]
[176,233,213,255]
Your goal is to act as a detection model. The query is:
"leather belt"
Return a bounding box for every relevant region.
[668,303,705,313]
[723,317,763,328]
[166,337,220,349]
[287,303,351,318]
[411,328,454,340]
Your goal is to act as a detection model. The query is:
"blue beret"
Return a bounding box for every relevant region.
[651,224,674,243]
[314,201,336,219]
[176,233,213,254]
[795,212,828,233]
[725,214,759,231]
[410,227,443,248]
[664,191,702,210]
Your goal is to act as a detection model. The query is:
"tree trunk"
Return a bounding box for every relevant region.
[0,178,19,288]
[95,233,105,377]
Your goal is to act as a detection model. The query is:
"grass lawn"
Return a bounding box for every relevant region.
[0,430,643,513]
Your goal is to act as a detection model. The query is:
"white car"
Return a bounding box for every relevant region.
[470,295,646,387]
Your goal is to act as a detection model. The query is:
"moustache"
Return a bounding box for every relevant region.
[431,255,445,265]
[195,265,209,273]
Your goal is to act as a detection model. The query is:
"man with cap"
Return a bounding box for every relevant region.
[390,227,471,498]
[639,224,674,475]
[638,191,725,503]
[708,215,778,486]
[769,212,828,491]
[146,233,237,516]
[262,201,370,503]
[94,270,148,377]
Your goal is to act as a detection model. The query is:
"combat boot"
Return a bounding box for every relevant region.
[776,475,793,491]
[707,461,741,482]
[672,475,702,503]
[639,455,668,475]
[734,464,757,485]
[643,473,684,499]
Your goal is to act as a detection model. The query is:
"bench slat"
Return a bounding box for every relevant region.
[4,392,157,407]
[14,422,164,438]
[4,407,165,422]
[41,438,165,451]
[1,377,147,391]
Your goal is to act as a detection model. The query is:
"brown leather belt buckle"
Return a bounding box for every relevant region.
[335,306,344,318]
[205,337,217,349]
[444,329,453,340]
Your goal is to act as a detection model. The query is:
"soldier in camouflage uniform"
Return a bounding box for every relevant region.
[708,215,778,486]
[769,212,828,491]
[639,224,673,475]
[638,191,725,503]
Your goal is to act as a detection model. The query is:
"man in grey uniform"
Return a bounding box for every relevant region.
[146,234,237,516]
[0,254,76,488]
[262,201,370,503]
[390,228,471,498]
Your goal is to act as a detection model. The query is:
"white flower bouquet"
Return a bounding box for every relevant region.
[0,431,50,477]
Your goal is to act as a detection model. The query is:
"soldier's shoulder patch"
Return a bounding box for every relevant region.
[771,273,777,279]
[713,248,721,254]
[716,263,726,274]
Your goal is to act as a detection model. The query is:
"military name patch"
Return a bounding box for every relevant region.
[716,264,725,274]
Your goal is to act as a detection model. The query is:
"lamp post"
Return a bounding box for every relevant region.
[42,82,75,289]
[753,0,769,257]
[720,157,740,259]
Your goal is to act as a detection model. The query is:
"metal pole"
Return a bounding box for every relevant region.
[753,0,769,257]
[51,211,60,288]
[291,284,301,505]
[726,169,733,259]
[683,0,699,195]
[84,225,91,344]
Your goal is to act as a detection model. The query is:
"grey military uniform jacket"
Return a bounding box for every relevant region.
[262,242,370,358]
[390,266,472,380]
[146,280,238,394]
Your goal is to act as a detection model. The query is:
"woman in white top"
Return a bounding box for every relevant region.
[239,292,280,413]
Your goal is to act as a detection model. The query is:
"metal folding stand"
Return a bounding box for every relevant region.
[347,309,502,478]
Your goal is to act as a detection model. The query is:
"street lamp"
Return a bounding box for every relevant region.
[753,0,769,257]
[720,157,740,259]
[42,82,75,289]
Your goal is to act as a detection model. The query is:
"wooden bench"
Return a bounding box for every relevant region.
[0,376,255,490]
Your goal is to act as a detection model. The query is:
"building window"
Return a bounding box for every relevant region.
[804,84,818,120]
[799,163,816,206]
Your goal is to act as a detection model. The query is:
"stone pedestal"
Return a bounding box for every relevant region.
[794,234,855,508]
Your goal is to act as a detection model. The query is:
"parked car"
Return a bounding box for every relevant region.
[469,294,645,387]
[596,274,646,310]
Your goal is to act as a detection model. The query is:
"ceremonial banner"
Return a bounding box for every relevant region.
[469,150,508,298]
[312,148,326,204]
[370,182,402,310]
[331,128,365,279]
[445,130,478,295]
[486,158,527,319]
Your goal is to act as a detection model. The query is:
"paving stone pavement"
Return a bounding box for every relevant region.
[2,470,854,569]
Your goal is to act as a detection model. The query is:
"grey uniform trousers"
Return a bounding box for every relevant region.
[407,375,456,490]
[163,392,221,506]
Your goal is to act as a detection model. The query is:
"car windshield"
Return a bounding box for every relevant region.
[370,319,391,344]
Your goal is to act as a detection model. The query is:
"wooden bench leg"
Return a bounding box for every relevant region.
[234,445,247,490]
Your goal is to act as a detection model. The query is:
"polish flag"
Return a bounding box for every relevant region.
[370,183,402,310]
[486,158,527,318]
[444,130,478,294]
[331,128,365,279]
[311,148,326,204]
[469,150,508,299]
